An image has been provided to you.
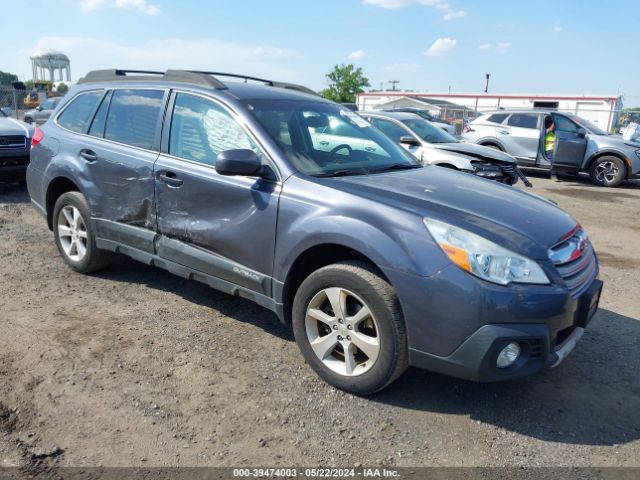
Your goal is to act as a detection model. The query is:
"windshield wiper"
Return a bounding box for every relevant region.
[313,169,366,177]
[367,163,422,174]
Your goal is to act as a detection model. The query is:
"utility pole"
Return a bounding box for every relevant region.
[484,73,490,93]
[388,80,400,91]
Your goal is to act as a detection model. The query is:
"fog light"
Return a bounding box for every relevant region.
[497,342,521,368]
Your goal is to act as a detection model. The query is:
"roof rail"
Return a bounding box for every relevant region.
[78,68,318,96]
[188,71,318,96]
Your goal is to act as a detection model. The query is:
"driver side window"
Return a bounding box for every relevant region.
[553,115,579,133]
[370,118,409,143]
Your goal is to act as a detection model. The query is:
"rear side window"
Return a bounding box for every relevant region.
[486,113,508,124]
[57,91,103,133]
[506,114,539,129]
[104,89,164,149]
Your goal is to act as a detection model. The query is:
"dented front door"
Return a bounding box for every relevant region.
[153,92,280,295]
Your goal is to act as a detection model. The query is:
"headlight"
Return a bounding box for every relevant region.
[424,218,549,285]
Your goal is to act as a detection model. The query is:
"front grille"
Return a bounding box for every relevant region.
[0,135,27,149]
[529,339,544,359]
[501,164,516,174]
[549,229,598,297]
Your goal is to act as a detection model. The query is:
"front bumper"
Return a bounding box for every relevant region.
[0,155,29,180]
[408,278,603,382]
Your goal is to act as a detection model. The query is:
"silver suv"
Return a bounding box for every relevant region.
[463,110,640,187]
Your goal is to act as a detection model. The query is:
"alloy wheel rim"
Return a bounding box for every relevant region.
[595,161,619,183]
[305,287,380,377]
[57,206,88,262]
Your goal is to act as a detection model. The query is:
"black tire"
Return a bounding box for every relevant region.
[292,261,408,395]
[52,191,110,273]
[481,143,503,151]
[24,117,32,124]
[589,156,626,187]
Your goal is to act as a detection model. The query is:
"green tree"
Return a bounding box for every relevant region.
[320,64,370,103]
[56,83,69,94]
[0,70,18,85]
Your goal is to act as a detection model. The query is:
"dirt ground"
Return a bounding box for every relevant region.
[0,171,639,473]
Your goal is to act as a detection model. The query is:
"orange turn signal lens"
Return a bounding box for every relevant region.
[441,243,471,272]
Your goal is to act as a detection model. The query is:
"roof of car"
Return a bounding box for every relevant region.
[483,109,564,116]
[362,110,422,121]
[76,69,321,102]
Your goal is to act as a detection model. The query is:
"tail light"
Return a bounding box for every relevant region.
[31,127,44,147]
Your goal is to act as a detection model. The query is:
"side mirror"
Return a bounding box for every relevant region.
[400,135,420,146]
[577,128,587,138]
[36,106,43,111]
[215,149,263,177]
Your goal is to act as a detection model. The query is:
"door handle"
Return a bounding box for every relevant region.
[79,149,97,162]
[498,130,510,135]
[365,146,376,152]
[319,141,330,145]
[158,171,183,187]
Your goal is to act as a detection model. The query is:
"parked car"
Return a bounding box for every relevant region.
[0,107,33,182]
[463,110,640,187]
[27,69,602,394]
[382,107,456,136]
[24,97,63,125]
[362,111,528,186]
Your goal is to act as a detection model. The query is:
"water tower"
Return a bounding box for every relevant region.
[30,50,71,83]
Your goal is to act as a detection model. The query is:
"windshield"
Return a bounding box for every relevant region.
[400,118,458,144]
[571,115,607,135]
[248,99,420,176]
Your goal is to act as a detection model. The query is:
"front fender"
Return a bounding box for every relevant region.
[273,175,450,283]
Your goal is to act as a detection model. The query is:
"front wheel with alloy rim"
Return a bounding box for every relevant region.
[53,191,111,273]
[292,261,408,395]
[589,156,626,187]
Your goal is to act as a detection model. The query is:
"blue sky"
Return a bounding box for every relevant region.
[2,0,639,105]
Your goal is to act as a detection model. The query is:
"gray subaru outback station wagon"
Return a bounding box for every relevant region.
[27,69,602,394]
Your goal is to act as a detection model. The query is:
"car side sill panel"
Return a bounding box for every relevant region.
[94,218,157,253]
[95,238,280,316]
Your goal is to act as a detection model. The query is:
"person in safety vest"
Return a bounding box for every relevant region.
[544,115,558,179]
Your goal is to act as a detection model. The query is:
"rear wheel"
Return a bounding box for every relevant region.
[53,191,111,273]
[589,156,626,187]
[292,261,408,395]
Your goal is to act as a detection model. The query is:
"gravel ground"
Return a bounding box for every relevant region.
[0,171,639,473]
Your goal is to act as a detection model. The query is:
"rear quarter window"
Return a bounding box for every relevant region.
[57,91,103,133]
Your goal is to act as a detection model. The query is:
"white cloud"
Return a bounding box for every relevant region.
[424,37,457,57]
[478,42,512,53]
[19,36,301,83]
[348,49,366,61]
[362,0,466,20]
[80,0,160,15]
[553,22,563,32]
[496,42,512,53]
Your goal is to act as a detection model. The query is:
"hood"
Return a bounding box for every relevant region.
[327,166,576,258]
[0,117,33,137]
[433,142,516,165]
[591,133,640,149]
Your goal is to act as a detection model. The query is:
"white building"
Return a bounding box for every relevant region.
[356,92,623,133]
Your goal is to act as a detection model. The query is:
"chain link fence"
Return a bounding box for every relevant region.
[0,87,38,122]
